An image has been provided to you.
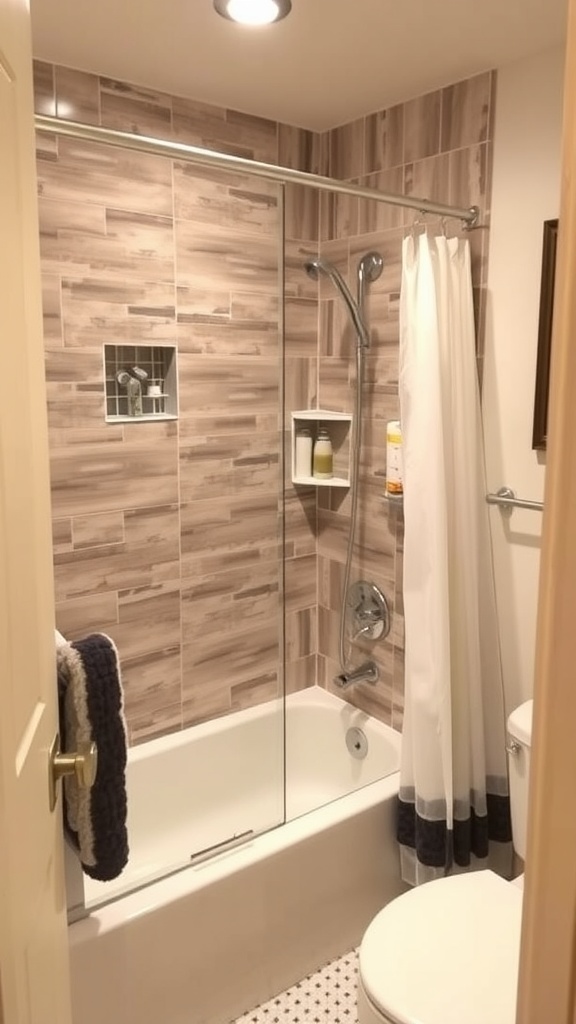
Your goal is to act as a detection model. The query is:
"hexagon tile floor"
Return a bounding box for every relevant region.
[232,947,359,1023]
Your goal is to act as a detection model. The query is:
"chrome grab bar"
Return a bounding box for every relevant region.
[486,486,544,513]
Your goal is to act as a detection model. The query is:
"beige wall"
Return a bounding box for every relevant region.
[34,61,496,742]
[483,46,565,716]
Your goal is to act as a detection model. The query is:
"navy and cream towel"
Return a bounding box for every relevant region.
[56,632,129,882]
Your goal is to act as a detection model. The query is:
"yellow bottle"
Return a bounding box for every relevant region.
[386,420,403,495]
[313,428,333,479]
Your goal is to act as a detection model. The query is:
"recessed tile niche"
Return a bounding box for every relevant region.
[104,345,178,422]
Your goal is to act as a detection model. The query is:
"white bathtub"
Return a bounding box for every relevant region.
[68,686,405,1024]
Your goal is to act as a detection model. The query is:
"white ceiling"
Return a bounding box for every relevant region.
[30,0,567,132]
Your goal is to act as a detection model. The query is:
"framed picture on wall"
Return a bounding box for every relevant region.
[532,218,559,450]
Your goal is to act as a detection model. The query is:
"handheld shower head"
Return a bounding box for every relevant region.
[304,257,370,349]
[358,251,384,287]
[356,250,383,290]
[357,251,383,326]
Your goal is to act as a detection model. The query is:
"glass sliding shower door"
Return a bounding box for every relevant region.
[173,163,286,873]
[36,116,286,912]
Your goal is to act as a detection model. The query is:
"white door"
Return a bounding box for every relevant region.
[0,0,72,1021]
[516,4,576,1019]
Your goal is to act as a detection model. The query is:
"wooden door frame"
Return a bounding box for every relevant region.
[516,8,576,1022]
[0,1,72,1020]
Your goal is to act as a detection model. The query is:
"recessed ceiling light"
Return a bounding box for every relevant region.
[213,0,292,26]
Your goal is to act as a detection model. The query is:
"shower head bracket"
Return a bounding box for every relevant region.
[463,205,480,230]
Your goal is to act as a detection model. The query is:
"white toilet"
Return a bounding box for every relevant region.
[358,700,533,1024]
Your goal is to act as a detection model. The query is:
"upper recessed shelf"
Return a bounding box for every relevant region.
[104,344,178,423]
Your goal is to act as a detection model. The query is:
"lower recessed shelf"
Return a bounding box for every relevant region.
[293,475,350,488]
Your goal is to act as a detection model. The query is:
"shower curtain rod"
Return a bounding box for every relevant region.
[34,115,479,227]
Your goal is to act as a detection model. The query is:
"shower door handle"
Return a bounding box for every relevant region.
[48,733,98,811]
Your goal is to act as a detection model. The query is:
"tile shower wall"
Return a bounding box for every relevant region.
[312,71,495,726]
[33,61,312,744]
[34,61,495,742]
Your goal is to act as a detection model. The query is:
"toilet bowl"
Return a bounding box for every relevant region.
[357,700,533,1024]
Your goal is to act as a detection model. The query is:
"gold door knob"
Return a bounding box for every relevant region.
[49,734,98,811]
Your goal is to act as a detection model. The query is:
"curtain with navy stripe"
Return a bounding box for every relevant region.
[397,233,512,886]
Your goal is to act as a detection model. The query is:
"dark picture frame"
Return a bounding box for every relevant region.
[532,218,559,450]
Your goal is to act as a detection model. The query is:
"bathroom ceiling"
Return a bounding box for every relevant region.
[30,0,567,131]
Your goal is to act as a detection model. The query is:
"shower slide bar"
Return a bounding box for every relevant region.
[486,487,544,512]
[34,114,479,227]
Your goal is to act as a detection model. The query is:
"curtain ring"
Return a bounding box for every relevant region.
[410,211,424,240]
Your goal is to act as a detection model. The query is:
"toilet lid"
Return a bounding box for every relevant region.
[507,700,533,746]
[360,870,523,1024]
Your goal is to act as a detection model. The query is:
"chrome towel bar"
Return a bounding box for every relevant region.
[486,486,544,512]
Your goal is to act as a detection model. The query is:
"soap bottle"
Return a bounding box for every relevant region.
[313,428,333,480]
[385,420,403,495]
[295,427,313,478]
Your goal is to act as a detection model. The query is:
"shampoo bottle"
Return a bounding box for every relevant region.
[386,420,403,495]
[313,428,333,480]
[295,427,313,478]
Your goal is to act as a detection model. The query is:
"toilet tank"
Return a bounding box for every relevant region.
[507,699,533,861]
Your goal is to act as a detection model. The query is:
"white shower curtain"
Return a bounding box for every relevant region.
[397,232,512,886]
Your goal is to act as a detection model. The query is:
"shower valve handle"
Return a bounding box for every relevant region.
[348,581,391,643]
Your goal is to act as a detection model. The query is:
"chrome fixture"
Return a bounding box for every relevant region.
[305,253,386,688]
[213,0,292,24]
[348,581,390,643]
[486,486,544,513]
[346,727,369,760]
[357,251,384,325]
[304,258,372,349]
[334,662,379,689]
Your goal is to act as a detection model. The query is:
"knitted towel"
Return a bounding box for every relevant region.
[57,633,129,882]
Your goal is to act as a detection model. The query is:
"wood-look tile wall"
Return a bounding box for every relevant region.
[34,60,495,743]
[33,61,308,744]
[313,71,496,727]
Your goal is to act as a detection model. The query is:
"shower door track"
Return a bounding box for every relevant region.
[35,114,479,227]
[189,828,256,866]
